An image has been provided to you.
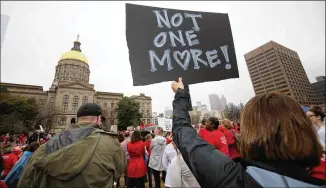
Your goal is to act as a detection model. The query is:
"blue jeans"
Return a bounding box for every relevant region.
[147,160,153,188]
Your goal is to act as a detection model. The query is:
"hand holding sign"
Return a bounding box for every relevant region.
[171,77,184,93]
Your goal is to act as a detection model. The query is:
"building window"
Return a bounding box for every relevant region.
[111,110,114,117]
[110,120,115,125]
[49,97,55,109]
[111,103,115,108]
[146,110,149,117]
[72,96,79,112]
[146,119,150,124]
[59,117,67,125]
[62,95,69,112]
[82,96,88,104]
[104,102,107,107]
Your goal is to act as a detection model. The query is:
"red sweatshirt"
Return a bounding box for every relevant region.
[206,130,229,157]
[199,128,210,142]
[2,153,18,176]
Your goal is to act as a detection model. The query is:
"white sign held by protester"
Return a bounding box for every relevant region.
[111,125,118,133]
[157,117,172,131]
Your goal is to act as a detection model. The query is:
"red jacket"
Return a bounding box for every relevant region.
[0,181,7,188]
[206,130,229,157]
[127,141,147,178]
[2,153,18,176]
[199,128,210,141]
[145,140,151,157]
[309,154,326,180]
[225,129,240,159]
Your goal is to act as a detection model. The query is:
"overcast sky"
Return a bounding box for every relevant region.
[1,1,325,113]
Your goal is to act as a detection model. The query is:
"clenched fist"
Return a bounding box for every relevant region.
[171,77,184,93]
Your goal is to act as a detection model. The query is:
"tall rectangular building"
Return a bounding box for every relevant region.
[244,41,317,106]
[311,76,325,106]
[209,94,219,111]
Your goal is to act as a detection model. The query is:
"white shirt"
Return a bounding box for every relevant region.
[317,125,325,151]
[165,154,201,188]
[162,143,178,171]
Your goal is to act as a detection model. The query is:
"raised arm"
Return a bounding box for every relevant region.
[171,78,243,188]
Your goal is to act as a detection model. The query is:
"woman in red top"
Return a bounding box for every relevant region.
[165,132,172,145]
[198,119,210,141]
[205,117,229,157]
[221,119,240,159]
[1,145,17,179]
[127,130,147,188]
[0,157,8,188]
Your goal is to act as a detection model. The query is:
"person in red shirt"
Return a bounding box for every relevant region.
[198,119,210,141]
[1,145,18,179]
[144,134,152,157]
[218,124,226,135]
[205,117,229,157]
[165,132,172,145]
[4,134,9,145]
[221,119,240,159]
[0,157,8,188]
[12,146,23,159]
[19,133,25,145]
[127,130,147,188]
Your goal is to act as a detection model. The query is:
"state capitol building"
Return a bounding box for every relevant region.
[1,38,152,133]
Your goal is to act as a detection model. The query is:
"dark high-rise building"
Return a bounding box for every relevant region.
[209,94,227,111]
[220,95,227,109]
[311,76,325,107]
[244,41,317,106]
[209,94,219,111]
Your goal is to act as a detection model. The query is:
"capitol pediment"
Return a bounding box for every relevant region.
[131,94,152,100]
[58,82,94,91]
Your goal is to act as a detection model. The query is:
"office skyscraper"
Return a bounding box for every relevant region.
[244,41,317,106]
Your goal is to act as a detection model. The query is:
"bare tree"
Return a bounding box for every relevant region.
[202,112,211,120]
[39,105,61,133]
[223,103,241,122]
[190,110,201,125]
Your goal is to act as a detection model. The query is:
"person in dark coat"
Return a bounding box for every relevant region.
[170,77,325,188]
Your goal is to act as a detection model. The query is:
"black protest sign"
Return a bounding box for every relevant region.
[126,3,239,86]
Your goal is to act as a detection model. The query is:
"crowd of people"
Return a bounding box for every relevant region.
[0,77,325,188]
[0,131,51,188]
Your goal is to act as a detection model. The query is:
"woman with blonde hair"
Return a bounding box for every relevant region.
[221,119,240,159]
[171,77,325,187]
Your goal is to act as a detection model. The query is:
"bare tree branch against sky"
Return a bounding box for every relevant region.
[1,1,325,113]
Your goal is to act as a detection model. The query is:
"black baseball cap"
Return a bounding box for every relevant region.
[77,103,102,118]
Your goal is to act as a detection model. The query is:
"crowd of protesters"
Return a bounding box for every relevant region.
[0,77,325,188]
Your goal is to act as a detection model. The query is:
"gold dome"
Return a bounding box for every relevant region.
[60,50,88,64]
[60,37,88,64]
